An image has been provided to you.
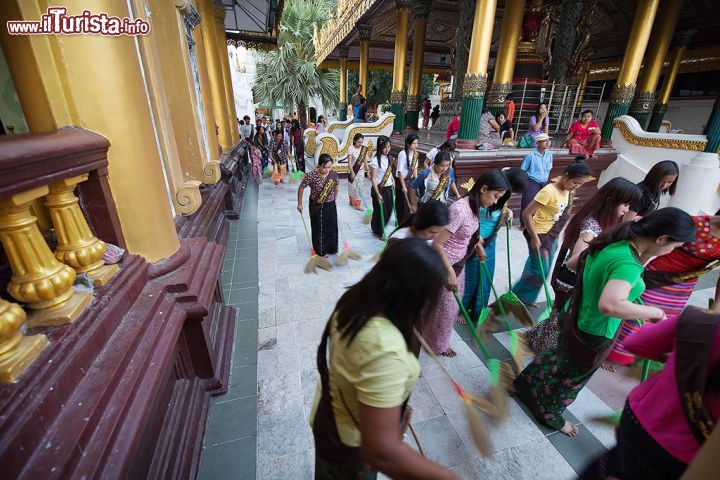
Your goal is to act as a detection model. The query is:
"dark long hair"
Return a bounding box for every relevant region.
[376,135,390,169]
[560,178,642,255]
[291,119,301,132]
[466,169,511,214]
[404,133,419,159]
[397,200,449,231]
[563,157,593,179]
[489,167,528,214]
[255,125,266,146]
[641,160,680,197]
[334,238,446,346]
[588,207,696,256]
[438,139,457,152]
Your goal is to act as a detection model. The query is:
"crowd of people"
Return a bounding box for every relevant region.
[238,107,718,478]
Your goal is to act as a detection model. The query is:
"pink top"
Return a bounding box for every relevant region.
[625,317,720,464]
[569,119,600,142]
[442,197,479,264]
[446,117,459,140]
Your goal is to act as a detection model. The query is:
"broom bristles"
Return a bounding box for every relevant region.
[510,331,533,373]
[315,256,333,271]
[492,294,534,328]
[464,397,493,457]
[335,249,350,266]
[304,257,317,274]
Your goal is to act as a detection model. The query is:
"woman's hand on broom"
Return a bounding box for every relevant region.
[297,203,303,213]
[475,243,487,262]
[447,269,459,291]
[530,234,542,253]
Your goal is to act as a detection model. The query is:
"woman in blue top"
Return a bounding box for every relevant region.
[462,168,528,320]
[408,152,460,209]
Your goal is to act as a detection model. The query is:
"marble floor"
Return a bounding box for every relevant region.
[200,177,717,480]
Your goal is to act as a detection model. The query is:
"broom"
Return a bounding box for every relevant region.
[336,221,362,266]
[413,328,493,456]
[482,262,532,376]
[299,212,333,273]
[490,223,534,327]
[536,251,554,322]
[453,292,510,422]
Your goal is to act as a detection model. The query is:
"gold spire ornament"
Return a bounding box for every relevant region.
[0,299,48,384]
[45,175,119,286]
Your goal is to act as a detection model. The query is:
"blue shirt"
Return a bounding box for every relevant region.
[410,167,456,200]
[520,149,553,183]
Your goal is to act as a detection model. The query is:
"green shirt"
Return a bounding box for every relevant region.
[577,241,645,339]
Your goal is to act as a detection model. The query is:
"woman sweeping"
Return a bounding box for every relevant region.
[269,129,290,185]
[311,238,458,480]
[512,159,593,308]
[514,208,696,436]
[463,167,528,320]
[394,133,420,222]
[623,159,679,221]
[408,152,460,208]
[369,135,396,239]
[347,133,369,211]
[426,170,511,357]
[525,177,642,353]
[297,154,340,257]
[608,210,720,367]
[581,307,720,479]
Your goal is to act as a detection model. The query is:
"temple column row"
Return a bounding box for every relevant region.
[359,24,372,98]
[486,0,525,114]
[338,47,349,121]
[646,34,692,132]
[405,0,432,130]
[390,0,411,133]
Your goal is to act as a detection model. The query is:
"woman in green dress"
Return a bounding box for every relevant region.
[514,207,696,436]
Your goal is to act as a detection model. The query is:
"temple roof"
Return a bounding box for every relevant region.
[222,0,285,48]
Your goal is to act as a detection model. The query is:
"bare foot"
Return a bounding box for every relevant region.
[457,314,467,325]
[441,347,457,358]
[560,420,579,437]
[601,362,616,372]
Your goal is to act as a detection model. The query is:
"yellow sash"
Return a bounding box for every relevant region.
[431,174,450,201]
[378,157,393,187]
[317,174,336,204]
[410,150,419,172]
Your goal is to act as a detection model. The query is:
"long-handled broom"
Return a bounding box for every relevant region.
[299,212,333,273]
[413,328,493,456]
[490,223,534,327]
[371,193,396,263]
[536,251,554,322]
[335,222,362,266]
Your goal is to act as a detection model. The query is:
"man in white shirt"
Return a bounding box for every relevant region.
[240,115,253,142]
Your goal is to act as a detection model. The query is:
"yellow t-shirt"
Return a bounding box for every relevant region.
[310,316,420,447]
[532,184,569,234]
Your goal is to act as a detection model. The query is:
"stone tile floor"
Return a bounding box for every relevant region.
[200,177,717,479]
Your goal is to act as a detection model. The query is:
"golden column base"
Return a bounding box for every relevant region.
[46,175,119,287]
[0,299,49,384]
[0,186,91,328]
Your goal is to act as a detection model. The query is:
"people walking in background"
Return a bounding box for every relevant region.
[291,119,306,172]
[519,133,554,225]
[269,129,289,185]
[351,85,363,121]
[356,97,368,123]
[422,98,432,128]
[240,115,253,142]
[514,208,696,436]
[254,125,269,169]
[623,160,680,221]
[430,105,440,127]
[560,110,601,158]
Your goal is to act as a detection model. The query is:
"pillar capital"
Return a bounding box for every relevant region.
[338,46,349,58]
[486,82,513,113]
[414,0,433,19]
[358,24,372,41]
[395,0,413,10]
[610,83,636,106]
[672,29,696,48]
[462,73,488,98]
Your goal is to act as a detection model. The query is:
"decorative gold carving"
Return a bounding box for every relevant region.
[0,186,92,328]
[305,130,318,156]
[338,46,350,58]
[327,118,354,133]
[613,118,707,151]
[315,0,378,64]
[390,90,405,104]
[462,73,488,98]
[486,82,513,105]
[203,160,222,183]
[0,299,48,384]
[406,94,422,111]
[358,23,373,41]
[629,91,656,113]
[610,83,636,105]
[45,175,118,287]
[461,177,475,191]
[176,180,203,215]
[318,115,396,169]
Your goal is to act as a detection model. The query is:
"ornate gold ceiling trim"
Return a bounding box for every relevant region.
[314,0,383,64]
[613,118,706,151]
[589,46,720,81]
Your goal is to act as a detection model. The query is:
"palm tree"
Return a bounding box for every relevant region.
[253,0,339,127]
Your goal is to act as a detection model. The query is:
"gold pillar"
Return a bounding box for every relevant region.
[46,175,119,286]
[601,0,661,139]
[199,0,232,151]
[648,31,694,132]
[0,187,92,328]
[339,46,349,121]
[576,63,590,109]
[405,0,431,129]
[390,0,411,132]
[194,26,222,163]
[214,4,238,144]
[0,0,180,262]
[0,299,48,384]
[457,0,497,141]
[629,0,682,127]
[487,0,526,112]
[358,24,371,97]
